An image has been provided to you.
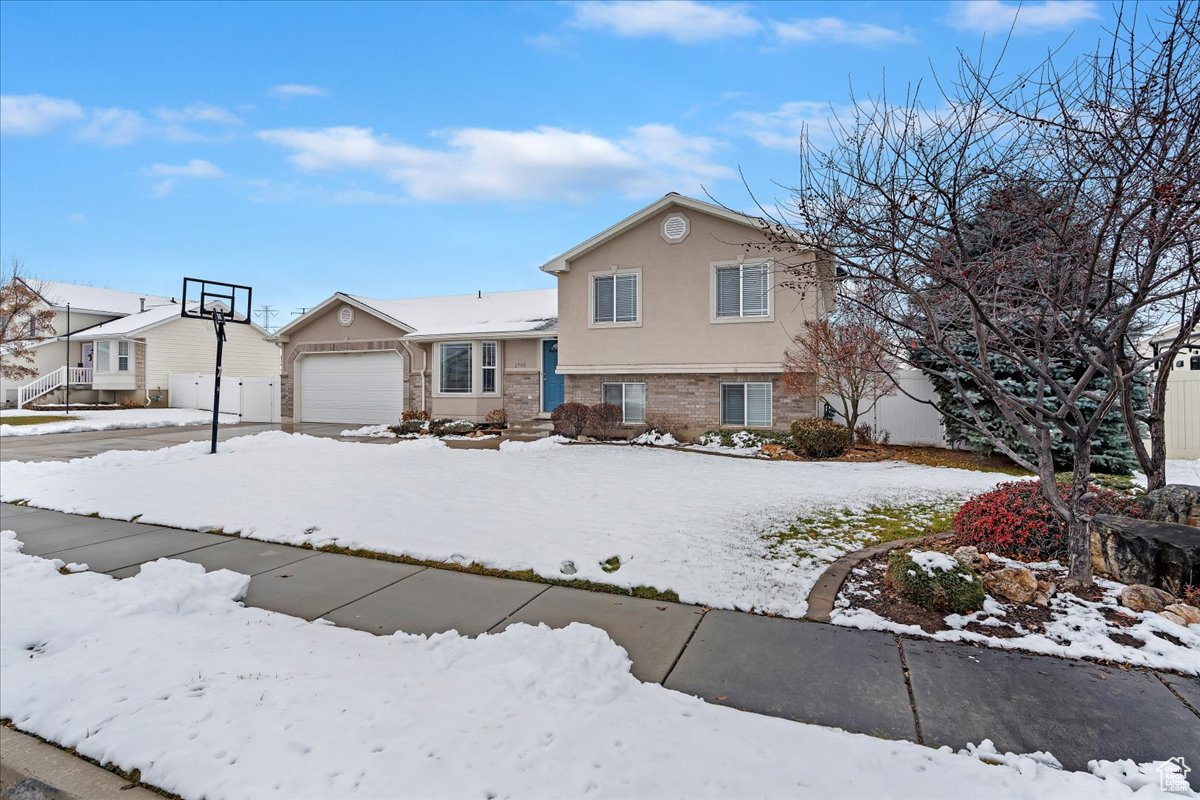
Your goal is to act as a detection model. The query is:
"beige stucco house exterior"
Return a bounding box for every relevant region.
[274,194,830,432]
[2,280,280,409]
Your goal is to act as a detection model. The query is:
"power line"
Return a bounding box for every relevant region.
[253,305,279,333]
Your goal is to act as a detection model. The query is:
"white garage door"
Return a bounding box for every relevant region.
[298,351,404,424]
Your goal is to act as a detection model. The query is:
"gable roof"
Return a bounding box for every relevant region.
[69,301,271,339]
[538,193,768,274]
[272,288,557,341]
[26,279,175,316]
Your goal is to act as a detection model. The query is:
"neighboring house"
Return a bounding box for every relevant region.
[275,193,831,431]
[1149,324,1200,459]
[1,279,280,409]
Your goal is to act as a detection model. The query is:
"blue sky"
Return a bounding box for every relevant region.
[0,0,1140,325]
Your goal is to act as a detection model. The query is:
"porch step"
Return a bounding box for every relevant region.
[504,432,555,442]
[507,419,554,433]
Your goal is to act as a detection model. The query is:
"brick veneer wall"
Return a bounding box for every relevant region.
[282,340,412,419]
[563,372,815,433]
[503,372,541,420]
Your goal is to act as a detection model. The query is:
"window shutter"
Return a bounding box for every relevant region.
[614,273,638,322]
[716,267,741,317]
[746,383,772,427]
[721,383,745,425]
[741,264,769,316]
[593,276,614,323]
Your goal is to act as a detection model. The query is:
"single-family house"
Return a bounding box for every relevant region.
[274,194,832,433]
[1149,324,1200,459]
[2,279,281,409]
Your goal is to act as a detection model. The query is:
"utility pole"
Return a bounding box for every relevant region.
[253,305,279,333]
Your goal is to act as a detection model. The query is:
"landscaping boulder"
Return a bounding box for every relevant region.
[1163,603,1200,625]
[1119,583,1175,613]
[1140,484,1200,527]
[1034,579,1056,607]
[952,545,990,571]
[982,566,1038,604]
[761,443,800,461]
[1091,514,1200,596]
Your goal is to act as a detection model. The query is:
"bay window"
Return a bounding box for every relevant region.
[439,343,472,393]
[481,341,497,394]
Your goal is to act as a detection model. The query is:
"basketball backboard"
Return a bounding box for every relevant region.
[181,277,253,324]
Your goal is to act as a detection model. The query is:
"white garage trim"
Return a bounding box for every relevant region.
[297,349,405,424]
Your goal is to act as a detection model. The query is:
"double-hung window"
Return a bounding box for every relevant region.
[95,341,110,373]
[721,382,772,427]
[715,262,770,319]
[602,382,646,424]
[592,272,639,324]
[481,341,498,393]
[439,343,472,393]
[117,341,131,372]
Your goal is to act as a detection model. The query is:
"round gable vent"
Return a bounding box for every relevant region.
[661,213,690,243]
[338,305,355,326]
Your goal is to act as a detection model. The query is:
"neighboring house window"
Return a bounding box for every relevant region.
[715,263,770,318]
[95,341,110,372]
[1191,354,1200,370]
[481,341,498,393]
[593,272,639,324]
[602,382,646,424]
[721,382,772,427]
[440,343,472,393]
[117,341,131,372]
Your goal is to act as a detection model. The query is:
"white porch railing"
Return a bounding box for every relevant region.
[16,366,93,408]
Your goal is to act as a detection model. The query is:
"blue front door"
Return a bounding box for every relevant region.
[542,339,564,413]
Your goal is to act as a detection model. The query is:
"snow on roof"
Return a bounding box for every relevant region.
[349,288,558,338]
[31,280,175,316]
[73,301,185,338]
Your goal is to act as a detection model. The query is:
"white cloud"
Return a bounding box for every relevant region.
[570,0,759,44]
[524,33,573,52]
[0,94,84,135]
[67,212,86,224]
[773,17,915,46]
[143,158,224,197]
[270,84,328,98]
[731,101,853,150]
[78,108,147,146]
[257,123,732,202]
[947,1,1099,33]
[156,102,242,126]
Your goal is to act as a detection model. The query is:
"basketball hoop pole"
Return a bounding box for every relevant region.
[210,310,227,454]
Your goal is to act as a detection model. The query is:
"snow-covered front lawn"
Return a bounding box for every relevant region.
[0,432,1015,617]
[0,408,238,437]
[0,532,1177,800]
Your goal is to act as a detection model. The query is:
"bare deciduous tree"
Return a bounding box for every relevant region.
[784,310,897,444]
[759,3,1200,585]
[0,259,55,382]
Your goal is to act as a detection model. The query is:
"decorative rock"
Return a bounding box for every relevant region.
[1160,610,1188,626]
[1033,579,1057,607]
[559,560,577,576]
[1091,514,1200,596]
[1119,583,1176,613]
[761,443,800,460]
[1140,484,1200,527]
[1163,603,1200,625]
[982,566,1038,604]
[952,546,991,571]
[577,435,595,443]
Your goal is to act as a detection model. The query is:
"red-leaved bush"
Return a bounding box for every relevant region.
[550,402,589,437]
[954,480,1140,561]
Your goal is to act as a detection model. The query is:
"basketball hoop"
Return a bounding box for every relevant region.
[181,278,253,453]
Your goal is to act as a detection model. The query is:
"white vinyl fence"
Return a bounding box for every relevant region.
[1164,372,1199,459]
[169,373,280,423]
[826,369,950,447]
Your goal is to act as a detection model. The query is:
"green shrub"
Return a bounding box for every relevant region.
[885,549,984,614]
[429,419,475,436]
[790,419,851,457]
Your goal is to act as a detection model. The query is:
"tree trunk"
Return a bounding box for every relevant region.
[1145,406,1169,492]
[1066,441,1096,585]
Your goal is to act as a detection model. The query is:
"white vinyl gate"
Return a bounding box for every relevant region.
[826,369,950,447]
[169,373,280,423]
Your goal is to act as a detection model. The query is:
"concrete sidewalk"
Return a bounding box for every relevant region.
[1,502,1197,784]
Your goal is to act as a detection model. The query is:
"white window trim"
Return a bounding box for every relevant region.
[720,381,773,428]
[432,341,502,398]
[710,259,774,324]
[116,340,131,372]
[481,340,499,396]
[587,268,643,329]
[601,382,646,424]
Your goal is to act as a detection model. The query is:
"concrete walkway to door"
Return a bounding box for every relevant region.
[1,501,1197,785]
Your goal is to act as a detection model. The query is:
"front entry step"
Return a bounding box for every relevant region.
[504,419,556,442]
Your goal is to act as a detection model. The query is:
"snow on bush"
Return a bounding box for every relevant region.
[909,549,962,576]
[0,533,1174,800]
[886,550,983,614]
[632,430,679,446]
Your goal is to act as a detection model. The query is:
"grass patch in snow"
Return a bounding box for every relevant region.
[315,542,680,603]
[763,502,957,563]
[0,415,78,426]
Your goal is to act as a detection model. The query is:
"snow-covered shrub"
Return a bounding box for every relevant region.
[550,403,589,437]
[885,549,984,613]
[790,419,850,457]
[642,413,686,440]
[587,403,624,439]
[484,408,508,427]
[429,419,476,436]
[632,429,678,446]
[954,480,1141,561]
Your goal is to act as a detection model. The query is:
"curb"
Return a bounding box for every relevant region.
[0,727,161,800]
[804,532,955,623]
